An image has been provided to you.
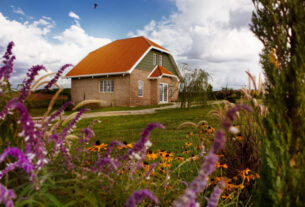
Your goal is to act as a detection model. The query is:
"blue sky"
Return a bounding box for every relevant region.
[0,0,263,89]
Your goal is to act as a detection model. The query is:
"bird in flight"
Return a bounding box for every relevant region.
[94,3,98,9]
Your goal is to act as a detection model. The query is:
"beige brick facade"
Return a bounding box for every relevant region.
[71,69,179,106]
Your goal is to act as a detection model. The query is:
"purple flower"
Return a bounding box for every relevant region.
[104,140,124,157]
[94,155,121,173]
[0,41,15,82]
[206,181,225,207]
[2,41,14,60]
[79,127,95,143]
[18,65,46,102]
[123,123,164,160]
[144,162,160,179]
[0,98,18,120]
[123,189,159,207]
[212,130,226,153]
[45,101,73,127]
[13,103,47,169]
[0,183,16,207]
[60,108,88,139]
[0,147,34,180]
[43,64,73,91]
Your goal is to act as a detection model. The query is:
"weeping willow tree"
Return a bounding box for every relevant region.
[251,0,305,206]
[179,67,209,109]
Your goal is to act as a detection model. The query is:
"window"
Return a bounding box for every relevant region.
[100,80,114,92]
[138,80,144,97]
[153,53,156,65]
[159,55,162,66]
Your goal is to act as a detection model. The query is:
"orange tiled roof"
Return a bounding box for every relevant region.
[149,65,175,78]
[66,36,169,77]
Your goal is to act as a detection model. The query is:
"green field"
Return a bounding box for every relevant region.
[74,105,219,153]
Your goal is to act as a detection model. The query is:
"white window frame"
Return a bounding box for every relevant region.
[159,82,168,103]
[138,80,144,97]
[159,55,162,66]
[153,53,156,65]
[99,80,114,93]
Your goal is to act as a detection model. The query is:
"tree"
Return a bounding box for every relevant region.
[251,1,305,206]
[179,65,209,108]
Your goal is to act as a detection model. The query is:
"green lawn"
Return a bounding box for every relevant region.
[75,105,219,153]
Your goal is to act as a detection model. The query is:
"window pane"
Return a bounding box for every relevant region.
[100,80,104,92]
[159,84,163,101]
[159,55,162,66]
[111,80,114,92]
[164,84,168,102]
[153,53,156,65]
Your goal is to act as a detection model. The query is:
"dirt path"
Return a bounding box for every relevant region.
[32,101,226,122]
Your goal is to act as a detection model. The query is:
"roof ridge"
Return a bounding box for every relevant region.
[142,36,152,47]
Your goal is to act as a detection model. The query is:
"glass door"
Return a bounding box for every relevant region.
[159,83,168,103]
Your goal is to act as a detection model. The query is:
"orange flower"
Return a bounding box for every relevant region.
[88,143,107,152]
[185,142,192,147]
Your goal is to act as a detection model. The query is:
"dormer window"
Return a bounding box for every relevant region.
[159,55,162,66]
[153,53,156,65]
[138,80,144,97]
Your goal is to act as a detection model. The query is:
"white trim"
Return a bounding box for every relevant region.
[147,65,159,79]
[66,72,129,79]
[127,46,153,74]
[147,65,179,80]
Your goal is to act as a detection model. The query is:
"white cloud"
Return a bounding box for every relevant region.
[0,12,111,87]
[69,11,80,20]
[129,0,263,89]
[11,5,25,16]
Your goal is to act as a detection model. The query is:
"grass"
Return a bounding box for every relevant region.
[74,105,219,153]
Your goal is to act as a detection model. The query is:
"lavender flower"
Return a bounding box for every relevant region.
[60,108,88,139]
[144,162,160,179]
[0,147,35,180]
[45,101,73,127]
[14,103,47,169]
[123,189,159,207]
[206,181,225,207]
[212,130,226,153]
[0,98,18,120]
[123,123,164,160]
[0,183,16,207]
[79,127,95,143]
[104,140,124,157]
[43,64,73,91]
[0,41,15,82]
[18,65,46,102]
[94,155,121,173]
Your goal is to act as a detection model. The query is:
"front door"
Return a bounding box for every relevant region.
[159,83,168,103]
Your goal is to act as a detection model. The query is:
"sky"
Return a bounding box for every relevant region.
[0,0,263,90]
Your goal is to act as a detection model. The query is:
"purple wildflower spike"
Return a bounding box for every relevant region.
[19,65,46,102]
[13,103,47,168]
[45,101,73,126]
[0,41,15,82]
[144,162,160,179]
[212,130,226,153]
[0,147,35,180]
[43,64,73,91]
[60,108,88,139]
[123,123,165,160]
[0,98,18,120]
[123,189,159,207]
[206,181,225,207]
[2,41,14,60]
[104,140,124,157]
[0,183,16,207]
[79,127,95,143]
[94,155,121,173]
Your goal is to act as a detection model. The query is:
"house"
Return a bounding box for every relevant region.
[65,36,182,106]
